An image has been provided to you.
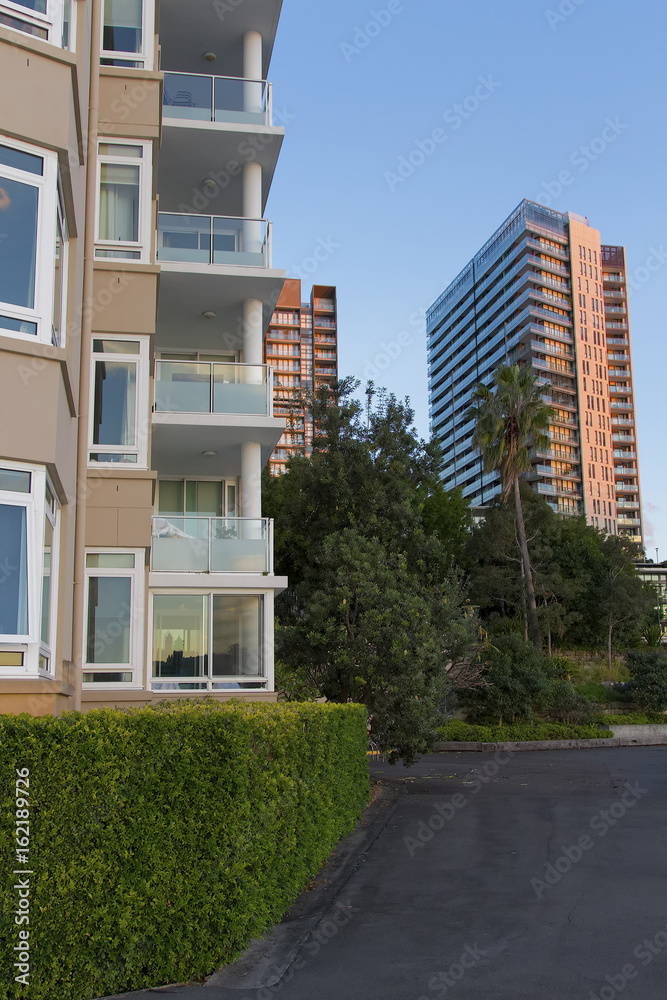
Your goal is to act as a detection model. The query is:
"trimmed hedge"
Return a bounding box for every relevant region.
[0,701,369,1000]
[436,719,613,743]
[596,712,667,726]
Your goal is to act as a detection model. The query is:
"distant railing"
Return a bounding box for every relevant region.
[163,71,272,125]
[151,517,272,574]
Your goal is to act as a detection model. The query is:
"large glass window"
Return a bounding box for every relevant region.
[83,552,143,686]
[89,338,148,467]
[96,142,150,261]
[0,139,65,343]
[152,594,265,691]
[101,0,152,68]
[0,465,59,673]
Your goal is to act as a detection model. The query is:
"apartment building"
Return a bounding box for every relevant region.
[265,280,338,475]
[427,199,644,547]
[0,0,287,715]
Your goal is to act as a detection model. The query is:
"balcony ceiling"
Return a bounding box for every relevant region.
[156,265,285,353]
[152,413,286,477]
[158,122,283,217]
[159,0,282,77]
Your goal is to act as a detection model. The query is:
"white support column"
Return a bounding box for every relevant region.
[243,30,263,114]
[243,161,263,255]
[242,298,263,366]
[241,440,262,521]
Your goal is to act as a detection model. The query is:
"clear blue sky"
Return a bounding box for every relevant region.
[267,0,666,558]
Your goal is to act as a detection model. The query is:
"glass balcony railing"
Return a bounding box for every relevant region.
[154,361,272,416]
[163,72,272,125]
[157,214,271,268]
[151,517,272,574]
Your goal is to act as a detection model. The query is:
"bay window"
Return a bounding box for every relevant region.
[95,141,152,261]
[0,0,74,47]
[83,551,144,686]
[89,337,149,467]
[100,0,154,69]
[0,138,66,344]
[151,593,266,691]
[0,463,59,675]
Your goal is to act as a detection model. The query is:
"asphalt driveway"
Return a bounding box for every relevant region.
[112,747,667,1000]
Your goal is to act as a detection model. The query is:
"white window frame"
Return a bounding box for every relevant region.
[0,461,59,677]
[99,0,155,71]
[94,139,152,263]
[149,590,270,693]
[82,549,145,689]
[0,135,62,345]
[88,334,149,468]
[0,0,74,48]
[155,477,240,518]
[39,477,60,674]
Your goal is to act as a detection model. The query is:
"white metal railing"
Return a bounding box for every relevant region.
[151,517,273,574]
[157,214,272,268]
[163,71,273,125]
[154,361,272,416]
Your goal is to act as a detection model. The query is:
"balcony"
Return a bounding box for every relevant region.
[618,517,641,527]
[151,517,273,574]
[533,356,574,375]
[616,500,640,510]
[158,213,271,268]
[614,466,637,476]
[614,451,637,459]
[611,417,634,426]
[615,484,638,493]
[603,273,625,284]
[607,336,629,346]
[606,306,627,314]
[164,72,273,126]
[155,214,285,354]
[608,353,630,362]
[612,434,635,444]
[154,362,273,416]
[531,339,573,358]
[526,254,569,276]
[610,400,633,410]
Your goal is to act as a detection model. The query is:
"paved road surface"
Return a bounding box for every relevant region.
[114,747,667,1000]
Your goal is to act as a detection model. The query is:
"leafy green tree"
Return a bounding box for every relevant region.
[597,536,656,669]
[276,530,476,764]
[469,364,553,649]
[265,378,479,763]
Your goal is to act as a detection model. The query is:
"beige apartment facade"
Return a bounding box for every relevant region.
[0,0,287,716]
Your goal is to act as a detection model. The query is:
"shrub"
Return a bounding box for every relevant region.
[460,635,556,724]
[596,712,667,726]
[574,681,626,704]
[544,679,595,724]
[0,701,369,1000]
[624,649,667,712]
[435,720,612,742]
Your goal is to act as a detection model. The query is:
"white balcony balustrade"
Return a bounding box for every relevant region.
[163,72,272,126]
[157,214,271,268]
[154,362,272,416]
[151,517,272,574]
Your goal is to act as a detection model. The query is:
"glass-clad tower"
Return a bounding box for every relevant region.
[427,199,643,545]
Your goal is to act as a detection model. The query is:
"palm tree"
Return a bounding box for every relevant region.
[469,364,553,649]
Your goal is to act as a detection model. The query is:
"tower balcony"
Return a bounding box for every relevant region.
[156,213,285,353]
[158,72,283,219]
[151,363,285,477]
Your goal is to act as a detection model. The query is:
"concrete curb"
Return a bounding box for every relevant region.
[202,781,400,990]
[436,736,667,752]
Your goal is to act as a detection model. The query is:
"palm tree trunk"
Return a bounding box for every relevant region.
[513,477,541,649]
